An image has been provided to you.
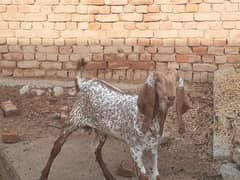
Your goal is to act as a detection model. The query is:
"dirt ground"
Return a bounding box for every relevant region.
[0,83,222,180]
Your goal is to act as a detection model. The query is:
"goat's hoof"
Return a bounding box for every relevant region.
[156,175,161,180]
[139,174,148,180]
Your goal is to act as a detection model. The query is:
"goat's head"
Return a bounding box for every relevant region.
[137,71,191,135]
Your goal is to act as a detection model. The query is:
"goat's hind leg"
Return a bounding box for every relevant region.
[94,134,116,180]
[39,124,78,180]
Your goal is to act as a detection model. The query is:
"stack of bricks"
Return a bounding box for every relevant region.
[0,0,240,82]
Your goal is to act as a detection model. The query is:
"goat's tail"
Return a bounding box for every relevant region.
[75,58,87,91]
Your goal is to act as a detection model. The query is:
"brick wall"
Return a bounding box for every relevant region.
[0,0,240,82]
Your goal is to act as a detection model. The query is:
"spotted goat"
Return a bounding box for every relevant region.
[40,61,191,180]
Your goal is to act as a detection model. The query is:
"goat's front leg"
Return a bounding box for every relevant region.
[40,124,78,180]
[94,134,116,180]
[130,147,148,180]
[149,148,161,180]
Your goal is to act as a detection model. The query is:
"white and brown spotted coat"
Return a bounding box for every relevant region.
[71,76,160,142]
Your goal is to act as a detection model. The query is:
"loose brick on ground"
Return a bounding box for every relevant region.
[1,131,20,143]
[1,100,19,117]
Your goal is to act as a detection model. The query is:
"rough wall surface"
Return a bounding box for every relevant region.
[0,0,240,81]
[213,67,239,160]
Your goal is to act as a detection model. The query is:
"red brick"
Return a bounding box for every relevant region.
[63,62,77,70]
[35,0,58,5]
[105,0,128,5]
[48,14,71,22]
[112,70,126,80]
[193,72,201,82]
[175,47,192,54]
[95,14,119,22]
[86,62,106,70]
[151,38,162,46]
[176,55,201,63]
[133,70,148,80]
[129,30,153,38]
[138,38,150,46]
[148,5,160,13]
[61,0,79,5]
[41,62,62,70]
[208,47,224,55]
[124,22,136,30]
[131,61,155,70]
[128,54,139,61]
[156,62,168,71]
[200,72,208,83]
[144,13,167,21]
[108,61,130,69]
[140,53,151,61]
[195,13,220,21]
[168,62,179,69]
[0,60,16,68]
[202,55,214,63]
[192,47,208,55]
[146,47,157,53]
[37,46,58,53]
[3,53,23,60]
[18,61,40,68]
[180,63,192,71]
[152,54,175,62]
[33,69,45,77]
[1,69,12,76]
[120,13,143,22]
[1,132,20,143]
[176,55,188,63]
[53,5,76,13]
[81,0,104,5]
[186,3,198,12]
[188,38,201,46]
[158,47,174,54]
[0,5,6,12]
[225,47,239,55]
[193,63,217,72]
[227,55,240,64]
[72,14,94,22]
[215,56,226,64]
[59,46,73,54]
[24,13,46,21]
[0,45,8,53]
[214,39,226,46]
[1,100,19,117]
[9,45,21,52]
[129,0,153,5]
[92,53,103,61]
[88,23,101,30]
[104,54,127,62]
[136,23,148,30]
[13,69,24,77]
[56,70,68,78]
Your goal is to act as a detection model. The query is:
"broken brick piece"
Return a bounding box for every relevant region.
[117,160,135,177]
[1,100,19,117]
[232,127,240,145]
[2,132,20,143]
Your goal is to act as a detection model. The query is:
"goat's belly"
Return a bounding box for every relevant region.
[91,119,128,141]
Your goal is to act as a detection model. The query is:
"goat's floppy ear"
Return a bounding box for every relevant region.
[137,73,157,133]
[176,78,191,134]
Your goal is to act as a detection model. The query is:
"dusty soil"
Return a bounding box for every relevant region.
[0,84,222,180]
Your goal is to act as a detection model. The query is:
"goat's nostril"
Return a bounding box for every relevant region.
[168,96,175,101]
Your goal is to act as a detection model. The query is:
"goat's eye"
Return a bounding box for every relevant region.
[156,79,161,83]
